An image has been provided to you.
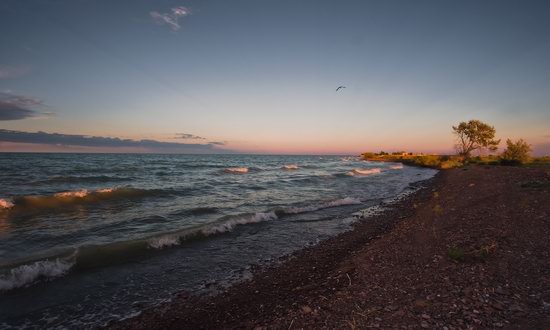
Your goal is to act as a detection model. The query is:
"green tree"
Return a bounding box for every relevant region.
[501,138,532,165]
[452,120,500,158]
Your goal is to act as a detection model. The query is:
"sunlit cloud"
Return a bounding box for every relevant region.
[150,6,191,32]
[0,65,30,79]
[0,92,51,121]
[0,129,228,153]
[175,133,205,140]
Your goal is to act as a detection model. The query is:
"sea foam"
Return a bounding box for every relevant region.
[148,236,180,249]
[282,164,299,170]
[224,167,249,174]
[389,163,404,169]
[347,168,382,176]
[0,198,14,209]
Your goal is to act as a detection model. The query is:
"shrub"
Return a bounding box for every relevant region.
[500,138,531,165]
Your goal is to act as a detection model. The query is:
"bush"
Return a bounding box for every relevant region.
[500,138,531,165]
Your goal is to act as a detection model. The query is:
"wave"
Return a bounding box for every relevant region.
[149,211,278,249]
[347,168,382,176]
[5,187,162,211]
[0,256,75,291]
[280,197,362,214]
[282,164,299,170]
[224,167,249,174]
[0,196,365,291]
[389,163,404,169]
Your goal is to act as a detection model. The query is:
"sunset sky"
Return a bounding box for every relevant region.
[1,0,549,154]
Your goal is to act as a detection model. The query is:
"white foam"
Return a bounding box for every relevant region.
[54,190,89,198]
[348,168,382,176]
[96,188,115,193]
[224,167,249,174]
[389,163,404,169]
[282,164,299,170]
[0,258,74,291]
[0,198,14,209]
[284,197,362,214]
[202,211,278,235]
[148,236,180,249]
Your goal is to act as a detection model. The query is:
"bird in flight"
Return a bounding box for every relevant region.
[336,86,346,92]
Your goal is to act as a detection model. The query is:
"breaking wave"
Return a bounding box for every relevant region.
[4,187,163,211]
[389,163,404,169]
[200,211,278,236]
[347,168,382,176]
[0,257,75,291]
[224,167,249,174]
[282,164,299,170]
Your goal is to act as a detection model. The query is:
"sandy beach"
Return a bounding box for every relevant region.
[113,165,550,329]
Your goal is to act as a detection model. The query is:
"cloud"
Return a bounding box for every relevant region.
[0,92,50,121]
[0,129,228,154]
[175,133,205,140]
[150,6,190,32]
[0,65,30,79]
[209,141,226,146]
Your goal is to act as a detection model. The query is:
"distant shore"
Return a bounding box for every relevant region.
[113,165,550,329]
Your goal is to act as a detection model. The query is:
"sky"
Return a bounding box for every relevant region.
[0,0,549,155]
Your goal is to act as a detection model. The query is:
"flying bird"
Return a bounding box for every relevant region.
[336,86,346,92]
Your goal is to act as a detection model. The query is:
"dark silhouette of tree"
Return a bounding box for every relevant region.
[452,120,500,158]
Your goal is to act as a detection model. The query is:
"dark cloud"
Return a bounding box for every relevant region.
[0,92,49,121]
[175,133,205,140]
[0,103,39,120]
[0,129,228,153]
[209,141,226,146]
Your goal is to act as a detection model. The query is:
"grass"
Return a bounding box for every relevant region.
[361,153,550,170]
[448,246,465,261]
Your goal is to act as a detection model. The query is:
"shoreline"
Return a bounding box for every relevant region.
[113,165,549,329]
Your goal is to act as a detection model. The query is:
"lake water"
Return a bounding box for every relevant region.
[0,153,436,328]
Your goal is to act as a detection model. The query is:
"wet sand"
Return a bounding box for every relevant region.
[113,165,550,329]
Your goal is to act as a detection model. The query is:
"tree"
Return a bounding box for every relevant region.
[452,120,500,158]
[501,138,531,165]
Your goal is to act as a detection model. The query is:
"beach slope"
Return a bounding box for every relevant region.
[114,165,550,329]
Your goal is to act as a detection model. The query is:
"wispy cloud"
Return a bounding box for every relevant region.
[0,65,30,79]
[150,6,191,32]
[0,129,228,153]
[0,92,51,121]
[175,133,205,140]
[209,141,226,146]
